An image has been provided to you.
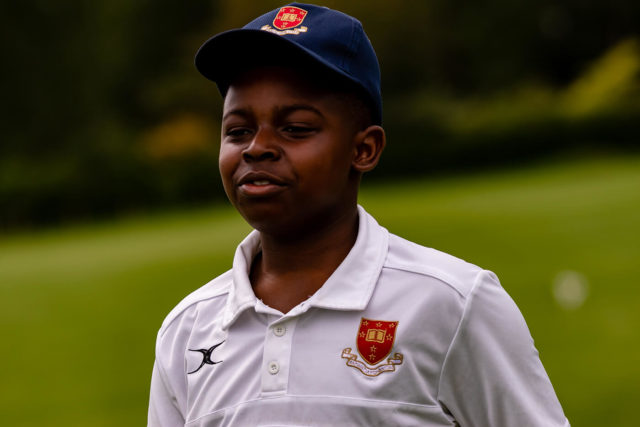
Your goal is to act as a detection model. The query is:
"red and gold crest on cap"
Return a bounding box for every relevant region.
[273,6,308,30]
[341,318,403,377]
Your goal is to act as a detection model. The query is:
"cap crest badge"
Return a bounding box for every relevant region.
[273,6,308,30]
[341,318,403,377]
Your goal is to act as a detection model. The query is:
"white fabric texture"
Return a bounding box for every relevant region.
[148,206,569,426]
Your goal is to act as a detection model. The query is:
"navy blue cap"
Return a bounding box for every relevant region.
[195,3,382,124]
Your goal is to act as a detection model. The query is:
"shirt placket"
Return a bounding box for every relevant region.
[261,314,297,396]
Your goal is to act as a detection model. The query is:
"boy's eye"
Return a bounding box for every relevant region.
[225,127,252,139]
[282,125,316,136]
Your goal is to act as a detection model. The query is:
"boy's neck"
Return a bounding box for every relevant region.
[249,207,359,314]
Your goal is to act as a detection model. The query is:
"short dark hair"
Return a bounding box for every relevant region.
[327,85,376,131]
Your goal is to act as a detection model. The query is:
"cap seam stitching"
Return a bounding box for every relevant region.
[340,20,359,74]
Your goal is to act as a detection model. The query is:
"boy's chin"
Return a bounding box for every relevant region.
[244,217,304,240]
[236,204,294,234]
[237,204,318,239]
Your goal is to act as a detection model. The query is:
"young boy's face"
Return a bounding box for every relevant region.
[219,66,363,237]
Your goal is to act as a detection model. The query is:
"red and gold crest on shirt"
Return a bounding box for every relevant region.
[342,318,403,377]
[273,6,307,30]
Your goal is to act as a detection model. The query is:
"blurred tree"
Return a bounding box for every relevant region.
[0,0,220,228]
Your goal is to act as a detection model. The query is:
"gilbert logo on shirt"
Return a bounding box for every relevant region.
[341,318,403,377]
[187,341,224,374]
[261,6,309,36]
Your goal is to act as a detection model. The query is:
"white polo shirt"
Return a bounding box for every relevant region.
[148,206,569,426]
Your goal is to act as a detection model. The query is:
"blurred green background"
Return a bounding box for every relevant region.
[1,0,639,426]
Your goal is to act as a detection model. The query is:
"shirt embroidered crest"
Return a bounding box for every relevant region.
[273,6,308,30]
[341,318,403,376]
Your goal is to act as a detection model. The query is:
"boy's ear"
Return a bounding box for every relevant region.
[352,125,386,173]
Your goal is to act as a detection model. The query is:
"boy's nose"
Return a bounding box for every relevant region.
[242,128,280,162]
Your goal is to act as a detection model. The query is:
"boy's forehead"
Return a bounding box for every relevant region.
[222,66,367,134]
[222,66,345,119]
[227,66,327,97]
[223,64,374,131]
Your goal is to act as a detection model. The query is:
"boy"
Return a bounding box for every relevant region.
[148,3,569,426]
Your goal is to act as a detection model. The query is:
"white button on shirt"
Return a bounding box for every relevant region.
[268,361,280,375]
[148,206,570,426]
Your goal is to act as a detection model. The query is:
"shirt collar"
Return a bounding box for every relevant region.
[221,205,389,329]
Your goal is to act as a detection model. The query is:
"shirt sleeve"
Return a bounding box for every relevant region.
[437,270,570,427]
[148,360,185,427]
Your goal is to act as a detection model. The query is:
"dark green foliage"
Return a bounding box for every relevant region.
[1,0,638,229]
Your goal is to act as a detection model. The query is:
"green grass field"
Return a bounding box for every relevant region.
[1,155,639,426]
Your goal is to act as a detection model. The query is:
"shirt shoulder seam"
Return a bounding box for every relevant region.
[382,262,469,298]
[159,271,233,338]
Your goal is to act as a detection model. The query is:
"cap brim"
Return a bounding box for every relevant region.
[195,29,358,97]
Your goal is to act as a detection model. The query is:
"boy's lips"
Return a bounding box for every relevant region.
[236,171,288,197]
